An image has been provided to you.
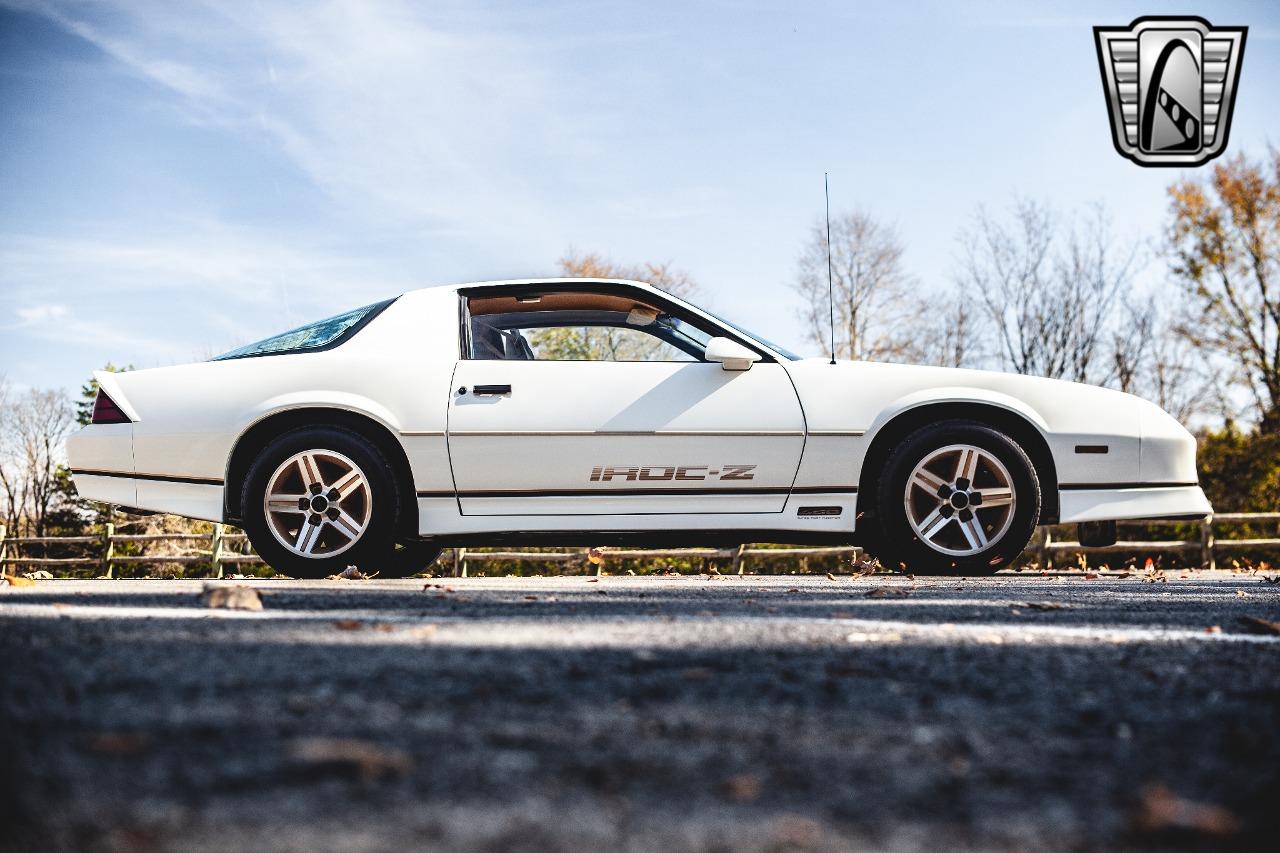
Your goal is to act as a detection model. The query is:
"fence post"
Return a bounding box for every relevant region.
[0,523,7,572]
[210,523,224,579]
[453,547,466,578]
[1200,514,1215,571]
[733,543,747,575]
[101,521,115,579]
[1040,527,1052,571]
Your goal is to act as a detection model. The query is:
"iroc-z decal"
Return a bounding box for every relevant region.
[589,464,756,482]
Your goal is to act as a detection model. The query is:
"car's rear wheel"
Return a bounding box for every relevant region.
[872,420,1040,575]
[242,427,400,578]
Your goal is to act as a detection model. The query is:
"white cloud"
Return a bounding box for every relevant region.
[15,303,67,324]
[15,0,616,255]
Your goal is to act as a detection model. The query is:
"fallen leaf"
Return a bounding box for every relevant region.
[333,619,363,630]
[825,572,837,581]
[587,577,600,583]
[373,623,395,633]
[1024,601,1067,611]
[1238,615,1280,635]
[1,573,36,588]
[200,584,263,611]
[1083,572,1099,580]
[587,547,605,565]
[721,773,762,802]
[1134,785,1239,836]
[287,737,412,783]
[330,566,367,580]
[772,815,822,847]
[1205,625,1222,634]
[865,586,910,598]
[1235,590,1249,598]
[85,732,151,755]
[25,570,53,580]
[682,667,712,681]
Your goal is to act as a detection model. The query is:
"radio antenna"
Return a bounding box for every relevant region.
[825,173,836,365]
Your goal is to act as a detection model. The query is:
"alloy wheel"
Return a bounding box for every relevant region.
[902,443,1016,557]
[263,449,372,558]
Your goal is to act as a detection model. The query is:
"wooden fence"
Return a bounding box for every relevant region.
[1,514,1277,578]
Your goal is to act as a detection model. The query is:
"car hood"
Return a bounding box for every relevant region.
[781,358,1176,437]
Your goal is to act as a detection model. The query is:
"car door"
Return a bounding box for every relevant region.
[446,287,806,516]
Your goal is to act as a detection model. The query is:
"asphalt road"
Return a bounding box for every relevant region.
[2,571,1278,852]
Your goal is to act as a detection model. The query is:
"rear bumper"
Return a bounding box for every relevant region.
[1058,484,1211,524]
[69,470,225,523]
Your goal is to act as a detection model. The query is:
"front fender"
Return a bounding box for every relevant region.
[863,386,1050,443]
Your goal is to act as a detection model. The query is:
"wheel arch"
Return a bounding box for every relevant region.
[223,407,418,535]
[857,401,1060,524]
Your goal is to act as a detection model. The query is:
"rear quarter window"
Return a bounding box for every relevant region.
[213,299,394,360]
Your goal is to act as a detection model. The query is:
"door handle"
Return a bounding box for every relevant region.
[473,384,512,396]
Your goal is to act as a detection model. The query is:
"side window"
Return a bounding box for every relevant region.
[465,290,715,362]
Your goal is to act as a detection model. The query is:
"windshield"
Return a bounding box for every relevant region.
[697,306,801,360]
[213,299,392,360]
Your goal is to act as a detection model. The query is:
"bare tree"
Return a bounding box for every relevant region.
[1107,296,1211,424]
[957,200,1137,383]
[527,250,700,361]
[1166,150,1280,431]
[912,295,983,369]
[1109,296,1156,395]
[558,249,696,298]
[0,384,75,537]
[792,211,919,362]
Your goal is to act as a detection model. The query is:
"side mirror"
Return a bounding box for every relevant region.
[704,337,762,371]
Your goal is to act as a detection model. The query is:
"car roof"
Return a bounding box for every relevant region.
[406,278,665,297]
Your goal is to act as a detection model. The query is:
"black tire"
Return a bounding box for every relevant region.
[241,426,402,579]
[870,420,1040,575]
[382,541,445,578]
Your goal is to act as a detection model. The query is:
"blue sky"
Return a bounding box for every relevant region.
[1,0,1277,393]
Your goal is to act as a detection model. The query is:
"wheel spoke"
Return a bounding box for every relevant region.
[911,468,948,494]
[919,508,952,541]
[955,447,979,484]
[331,468,364,499]
[267,493,307,512]
[959,515,988,549]
[978,487,1013,508]
[295,518,324,554]
[330,508,365,541]
[297,453,324,488]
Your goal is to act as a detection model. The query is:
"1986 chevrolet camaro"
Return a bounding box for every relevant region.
[67,279,1211,577]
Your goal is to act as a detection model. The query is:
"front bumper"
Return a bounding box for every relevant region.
[1058,484,1211,524]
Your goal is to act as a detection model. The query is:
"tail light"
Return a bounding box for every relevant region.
[91,389,132,424]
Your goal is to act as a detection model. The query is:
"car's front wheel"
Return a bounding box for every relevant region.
[242,427,400,578]
[872,420,1041,575]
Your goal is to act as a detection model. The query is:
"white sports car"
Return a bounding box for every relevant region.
[67,279,1210,577]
